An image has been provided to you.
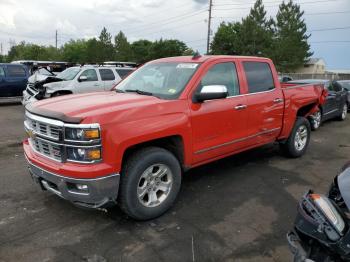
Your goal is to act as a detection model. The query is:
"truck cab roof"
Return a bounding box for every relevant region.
[151,55,272,64]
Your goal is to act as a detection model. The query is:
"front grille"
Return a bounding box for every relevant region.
[27,117,62,141]
[30,137,62,161]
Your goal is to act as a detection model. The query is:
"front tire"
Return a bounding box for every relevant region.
[281,117,311,158]
[119,147,181,220]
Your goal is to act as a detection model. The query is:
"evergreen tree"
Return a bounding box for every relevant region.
[210,22,241,55]
[131,39,152,63]
[114,31,133,61]
[238,0,274,56]
[210,0,274,57]
[98,27,114,62]
[274,0,313,72]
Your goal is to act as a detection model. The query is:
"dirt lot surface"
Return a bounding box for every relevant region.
[0,104,349,262]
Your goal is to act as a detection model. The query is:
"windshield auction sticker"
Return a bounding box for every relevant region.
[176,63,198,69]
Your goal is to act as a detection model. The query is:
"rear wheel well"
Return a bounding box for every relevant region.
[122,136,185,171]
[51,90,72,97]
[297,103,320,118]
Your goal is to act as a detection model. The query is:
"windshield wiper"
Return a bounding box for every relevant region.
[124,89,154,96]
[115,89,125,93]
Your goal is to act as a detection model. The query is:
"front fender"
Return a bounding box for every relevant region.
[102,112,192,173]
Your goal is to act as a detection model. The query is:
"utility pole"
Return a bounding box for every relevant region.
[206,0,213,54]
[0,43,2,55]
[55,30,58,49]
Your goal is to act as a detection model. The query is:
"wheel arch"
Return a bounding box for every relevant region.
[51,90,73,97]
[121,135,187,172]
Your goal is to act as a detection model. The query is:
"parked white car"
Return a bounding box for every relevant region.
[22,65,135,105]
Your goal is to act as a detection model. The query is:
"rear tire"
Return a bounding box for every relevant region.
[118,147,182,220]
[280,117,311,158]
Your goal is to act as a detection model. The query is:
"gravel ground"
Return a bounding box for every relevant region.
[0,104,349,262]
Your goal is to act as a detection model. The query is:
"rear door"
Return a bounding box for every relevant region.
[323,81,339,117]
[75,69,103,93]
[3,65,28,96]
[99,68,118,91]
[190,61,249,164]
[242,61,284,144]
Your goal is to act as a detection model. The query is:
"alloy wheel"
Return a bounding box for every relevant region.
[294,125,308,151]
[137,164,173,208]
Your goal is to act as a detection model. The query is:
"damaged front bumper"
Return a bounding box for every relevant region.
[22,89,38,106]
[25,156,120,209]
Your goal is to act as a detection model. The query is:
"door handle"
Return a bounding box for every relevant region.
[273,98,283,103]
[234,104,247,110]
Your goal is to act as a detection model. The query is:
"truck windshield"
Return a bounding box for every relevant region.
[56,67,81,81]
[116,62,199,99]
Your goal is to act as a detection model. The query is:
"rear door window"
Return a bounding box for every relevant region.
[99,69,115,81]
[7,65,26,77]
[243,62,275,93]
[116,69,133,79]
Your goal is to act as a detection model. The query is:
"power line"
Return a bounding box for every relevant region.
[309,26,350,32]
[212,10,350,19]
[123,8,207,34]
[213,0,343,10]
[310,40,350,43]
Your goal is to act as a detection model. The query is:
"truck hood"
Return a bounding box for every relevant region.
[44,80,71,92]
[28,73,50,83]
[27,91,182,125]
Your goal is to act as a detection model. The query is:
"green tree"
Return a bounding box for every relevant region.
[131,39,152,63]
[274,0,313,72]
[210,0,274,56]
[99,27,114,62]
[210,22,241,55]
[148,39,188,60]
[237,0,274,56]
[61,39,88,63]
[86,38,104,64]
[114,31,133,61]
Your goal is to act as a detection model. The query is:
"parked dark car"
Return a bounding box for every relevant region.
[287,161,350,261]
[0,63,30,101]
[287,79,348,130]
[279,75,293,83]
[337,80,350,110]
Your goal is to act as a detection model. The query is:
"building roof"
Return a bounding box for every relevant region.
[305,58,324,65]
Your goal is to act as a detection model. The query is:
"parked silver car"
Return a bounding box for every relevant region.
[22,65,135,105]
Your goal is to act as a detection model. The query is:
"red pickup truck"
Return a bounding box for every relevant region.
[23,55,326,220]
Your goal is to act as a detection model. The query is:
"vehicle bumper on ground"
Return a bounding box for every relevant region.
[25,155,120,209]
[22,90,38,106]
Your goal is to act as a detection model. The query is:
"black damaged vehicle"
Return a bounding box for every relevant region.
[287,79,348,130]
[288,161,350,262]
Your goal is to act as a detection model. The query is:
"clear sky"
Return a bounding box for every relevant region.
[0,0,349,69]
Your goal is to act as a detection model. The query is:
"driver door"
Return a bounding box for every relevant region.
[75,69,103,93]
[190,61,249,164]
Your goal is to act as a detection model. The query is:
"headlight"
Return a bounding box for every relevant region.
[310,194,345,234]
[66,147,101,162]
[65,127,100,141]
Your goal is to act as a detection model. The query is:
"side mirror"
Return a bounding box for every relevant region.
[194,85,228,103]
[78,75,88,82]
